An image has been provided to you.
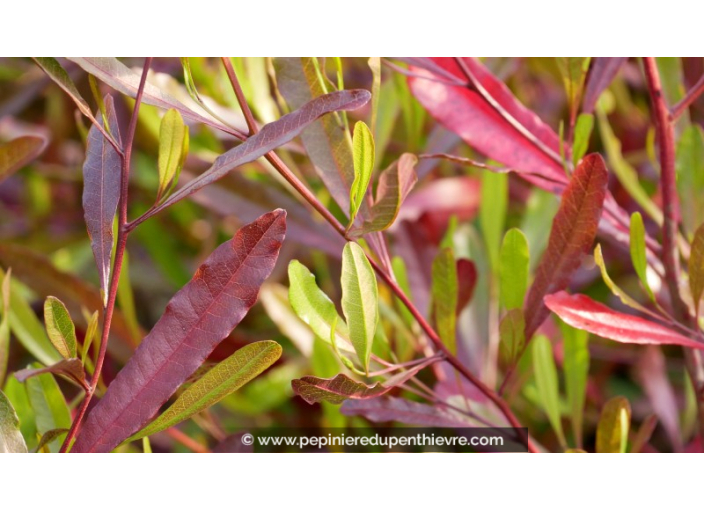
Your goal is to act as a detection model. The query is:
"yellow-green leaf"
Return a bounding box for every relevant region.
[572,113,594,167]
[499,308,525,366]
[480,171,507,270]
[43,296,77,359]
[596,396,631,453]
[127,341,282,442]
[594,244,652,316]
[532,335,566,449]
[630,212,655,302]
[0,389,27,453]
[431,247,458,355]
[24,366,71,452]
[157,109,189,202]
[689,222,704,318]
[0,269,10,384]
[556,57,590,120]
[287,260,352,353]
[341,242,378,373]
[348,122,375,227]
[0,136,47,184]
[499,228,529,310]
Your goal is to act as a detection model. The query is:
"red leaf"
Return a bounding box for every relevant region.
[524,154,608,338]
[341,396,470,427]
[456,258,477,313]
[582,58,628,114]
[544,291,704,350]
[72,210,287,453]
[408,57,567,190]
[82,95,122,301]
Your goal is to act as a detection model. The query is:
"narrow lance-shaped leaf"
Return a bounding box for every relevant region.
[82,94,122,305]
[499,309,525,366]
[524,153,608,340]
[287,261,353,353]
[689,223,704,318]
[456,258,477,313]
[348,121,375,228]
[82,310,99,365]
[582,58,628,114]
[596,396,631,453]
[71,210,287,453]
[532,335,567,448]
[145,89,370,222]
[274,58,357,212]
[293,359,434,405]
[43,296,78,359]
[556,57,590,121]
[25,367,71,453]
[572,113,594,167]
[368,57,381,136]
[66,57,236,135]
[33,429,69,453]
[127,341,282,442]
[341,243,379,374]
[351,153,418,236]
[431,247,458,355]
[157,109,189,202]
[594,244,653,316]
[630,212,655,302]
[0,269,10,384]
[0,389,27,453]
[480,171,507,270]
[545,291,704,350]
[499,228,529,310]
[14,358,87,390]
[560,319,589,449]
[0,136,48,183]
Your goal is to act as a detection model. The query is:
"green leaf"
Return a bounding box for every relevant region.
[0,389,27,453]
[556,57,590,120]
[561,320,589,449]
[431,247,458,355]
[128,341,281,442]
[287,260,352,353]
[348,122,375,228]
[157,109,189,202]
[82,310,99,366]
[24,366,71,452]
[594,245,653,317]
[596,396,631,453]
[44,296,77,359]
[33,428,68,453]
[689,222,704,318]
[480,171,507,271]
[0,269,10,385]
[499,228,529,310]
[572,113,594,167]
[2,377,36,450]
[0,267,60,367]
[629,212,655,302]
[391,256,414,327]
[532,335,566,449]
[0,136,48,184]
[499,309,525,366]
[341,242,379,374]
[368,57,381,137]
[676,125,704,235]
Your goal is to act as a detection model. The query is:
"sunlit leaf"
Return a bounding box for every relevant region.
[72,210,286,453]
[499,228,529,310]
[532,335,566,448]
[157,109,189,202]
[128,341,281,442]
[545,291,704,349]
[572,113,594,167]
[43,296,78,359]
[341,242,378,374]
[349,122,375,228]
[0,389,27,453]
[596,396,631,453]
[431,247,458,355]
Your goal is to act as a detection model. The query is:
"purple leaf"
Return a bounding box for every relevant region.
[341,396,471,427]
[82,95,122,302]
[71,210,287,453]
[582,58,628,114]
[14,358,87,390]
[524,154,608,339]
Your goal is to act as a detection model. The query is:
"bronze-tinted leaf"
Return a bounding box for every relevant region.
[0,136,47,183]
[14,358,87,390]
[82,95,122,303]
[71,210,286,453]
[524,154,608,339]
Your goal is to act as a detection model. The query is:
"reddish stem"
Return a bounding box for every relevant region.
[60,57,153,453]
[671,72,704,121]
